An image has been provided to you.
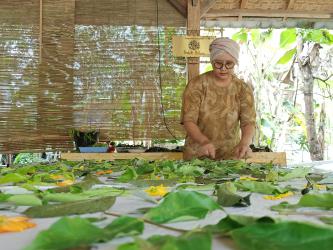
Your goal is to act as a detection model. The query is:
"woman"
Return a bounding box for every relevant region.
[181,37,256,160]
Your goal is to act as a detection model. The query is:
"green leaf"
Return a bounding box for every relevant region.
[118,231,212,250]
[0,192,11,202]
[144,190,220,223]
[44,187,124,203]
[24,217,105,250]
[232,29,248,43]
[280,29,296,48]
[118,167,138,182]
[203,215,274,235]
[320,217,333,225]
[51,174,102,193]
[235,180,289,194]
[25,216,144,250]
[279,167,310,181]
[0,173,27,184]
[24,196,116,218]
[298,193,333,209]
[216,183,251,207]
[277,48,296,64]
[304,30,333,45]
[104,216,144,239]
[7,194,42,206]
[231,221,333,250]
[271,201,298,212]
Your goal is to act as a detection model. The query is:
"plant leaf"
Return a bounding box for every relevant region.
[118,231,212,250]
[0,173,27,184]
[24,196,116,218]
[202,215,275,235]
[216,183,251,207]
[231,221,333,250]
[118,167,138,182]
[235,180,289,194]
[277,48,296,64]
[104,216,144,239]
[298,193,333,209]
[280,29,296,48]
[7,194,42,206]
[24,217,105,250]
[144,190,220,223]
[25,216,144,250]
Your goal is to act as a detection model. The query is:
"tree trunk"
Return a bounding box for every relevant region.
[296,38,323,161]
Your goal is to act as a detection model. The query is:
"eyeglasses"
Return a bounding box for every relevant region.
[213,61,235,70]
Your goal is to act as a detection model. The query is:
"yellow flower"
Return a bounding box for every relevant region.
[0,216,36,233]
[50,174,64,180]
[239,176,258,181]
[56,179,74,187]
[145,185,169,197]
[263,191,294,200]
[95,169,113,175]
[314,184,326,190]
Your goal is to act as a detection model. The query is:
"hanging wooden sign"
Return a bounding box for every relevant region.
[172,36,215,57]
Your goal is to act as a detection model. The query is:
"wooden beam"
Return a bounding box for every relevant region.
[245,152,287,166]
[167,0,187,18]
[240,0,248,9]
[200,0,216,18]
[204,9,333,19]
[283,0,296,21]
[238,0,248,20]
[187,0,200,82]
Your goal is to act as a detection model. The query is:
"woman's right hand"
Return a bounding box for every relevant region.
[199,142,216,159]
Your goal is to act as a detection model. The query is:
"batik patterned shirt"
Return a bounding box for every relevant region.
[181,71,256,160]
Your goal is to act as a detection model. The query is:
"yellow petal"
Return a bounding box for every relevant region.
[0,216,36,233]
[239,176,258,181]
[56,179,74,187]
[96,169,113,175]
[314,184,326,190]
[144,185,169,197]
[263,191,294,200]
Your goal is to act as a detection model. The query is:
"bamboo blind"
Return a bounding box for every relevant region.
[0,0,186,153]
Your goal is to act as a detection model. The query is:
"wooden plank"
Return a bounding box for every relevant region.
[200,0,216,18]
[167,0,187,18]
[245,152,287,166]
[61,152,183,161]
[187,0,200,82]
[204,9,333,19]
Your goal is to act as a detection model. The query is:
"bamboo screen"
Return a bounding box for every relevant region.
[0,0,186,153]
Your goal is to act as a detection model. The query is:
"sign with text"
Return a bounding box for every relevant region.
[172,36,215,57]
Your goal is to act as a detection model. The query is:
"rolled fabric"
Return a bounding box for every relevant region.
[209,37,240,63]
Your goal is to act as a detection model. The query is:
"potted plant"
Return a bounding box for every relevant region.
[70,129,105,152]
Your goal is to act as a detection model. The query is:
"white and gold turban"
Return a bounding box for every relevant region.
[209,37,240,63]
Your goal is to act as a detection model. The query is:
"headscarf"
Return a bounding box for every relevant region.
[209,37,240,63]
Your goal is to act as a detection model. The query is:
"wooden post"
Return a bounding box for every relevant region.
[187,0,200,82]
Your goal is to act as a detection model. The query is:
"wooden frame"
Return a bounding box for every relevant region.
[204,9,332,20]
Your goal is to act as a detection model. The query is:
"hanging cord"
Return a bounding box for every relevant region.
[155,0,179,140]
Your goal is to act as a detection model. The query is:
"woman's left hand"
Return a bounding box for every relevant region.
[233,142,252,159]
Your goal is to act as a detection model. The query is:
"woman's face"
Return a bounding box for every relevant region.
[211,52,236,81]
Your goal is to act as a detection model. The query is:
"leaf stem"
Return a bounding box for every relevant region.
[104,211,188,233]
